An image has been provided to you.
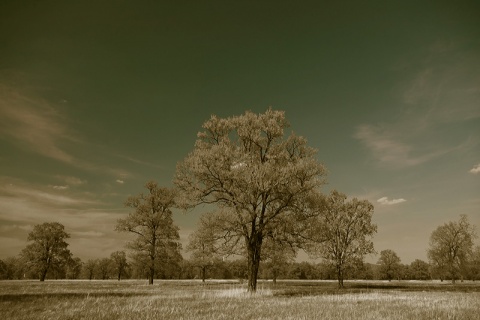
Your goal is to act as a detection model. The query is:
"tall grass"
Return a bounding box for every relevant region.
[1,280,479,319]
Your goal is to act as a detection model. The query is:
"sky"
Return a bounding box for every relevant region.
[0,1,479,265]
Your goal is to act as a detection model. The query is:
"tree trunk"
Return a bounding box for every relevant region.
[40,271,47,282]
[272,268,277,285]
[202,266,206,283]
[246,235,262,293]
[337,264,344,289]
[40,265,49,282]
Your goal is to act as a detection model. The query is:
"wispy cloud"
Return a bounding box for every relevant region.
[0,77,131,178]
[354,124,451,167]
[377,197,406,205]
[116,179,125,184]
[1,183,95,207]
[52,185,69,190]
[56,176,87,186]
[355,41,479,168]
[470,164,480,174]
[0,82,76,164]
[0,178,128,259]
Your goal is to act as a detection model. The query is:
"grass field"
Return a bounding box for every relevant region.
[1,279,479,319]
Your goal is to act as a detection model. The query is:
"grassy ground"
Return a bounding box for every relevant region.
[1,279,479,319]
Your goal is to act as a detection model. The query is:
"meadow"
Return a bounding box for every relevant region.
[1,279,479,320]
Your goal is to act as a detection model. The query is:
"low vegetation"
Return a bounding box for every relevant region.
[1,280,479,320]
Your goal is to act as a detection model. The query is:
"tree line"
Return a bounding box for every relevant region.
[1,109,479,290]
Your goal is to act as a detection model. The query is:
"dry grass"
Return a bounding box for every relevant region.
[1,280,479,319]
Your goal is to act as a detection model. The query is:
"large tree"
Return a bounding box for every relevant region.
[378,249,401,281]
[175,109,326,292]
[305,190,376,288]
[21,222,72,281]
[427,214,476,284]
[115,181,181,285]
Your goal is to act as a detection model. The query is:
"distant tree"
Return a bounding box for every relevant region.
[20,222,71,281]
[97,258,113,280]
[0,259,7,279]
[0,257,23,279]
[467,245,480,281]
[175,109,326,292]
[110,251,128,281]
[156,241,183,279]
[261,229,296,284]
[427,214,477,284]
[115,181,181,285]
[409,259,430,280]
[305,190,377,288]
[186,212,224,282]
[378,249,401,281]
[83,259,97,280]
[66,257,83,279]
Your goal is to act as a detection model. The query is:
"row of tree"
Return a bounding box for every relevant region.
[2,109,478,291]
[3,243,479,282]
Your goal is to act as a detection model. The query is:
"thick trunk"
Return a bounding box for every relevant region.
[272,268,277,285]
[337,264,344,289]
[246,235,262,293]
[202,266,206,283]
[40,265,49,282]
[149,266,154,285]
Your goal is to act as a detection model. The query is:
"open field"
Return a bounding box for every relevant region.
[1,280,479,320]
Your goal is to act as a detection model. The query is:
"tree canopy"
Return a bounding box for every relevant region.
[21,222,71,281]
[378,249,401,281]
[305,190,376,288]
[115,181,181,285]
[175,108,326,291]
[428,214,477,284]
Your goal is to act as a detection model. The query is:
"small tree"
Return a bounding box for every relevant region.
[468,245,480,281]
[186,212,225,282]
[409,259,430,280]
[83,259,97,280]
[428,214,477,284]
[111,251,128,281]
[66,257,83,279]
[115,181,181,285]
[21,222,71,281]
[97,258,113,280]
[175,109,326,292]
[261,236,296,284]
[305,190,377,288]
[378,249,401,281]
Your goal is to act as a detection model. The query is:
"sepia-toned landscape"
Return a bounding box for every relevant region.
[1,1,479,319]
[2,280,480,320]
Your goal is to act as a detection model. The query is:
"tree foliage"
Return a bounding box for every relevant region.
[115,181,181,285]
[305,190,376,288]
[186,212,228,282]
[427,214,476,284]
[175,109,326,291]
[409,259,430,280]
[378,249,401,281]
[111,251,128,281]
[20,222,71,281]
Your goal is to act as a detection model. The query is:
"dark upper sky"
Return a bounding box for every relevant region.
[1,1,479,263]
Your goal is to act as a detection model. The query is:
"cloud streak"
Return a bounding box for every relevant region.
[0,82,76,164]
[0,78,131,178]
[377,197,406,205]
[470,164,480,174]
[355,42,479,168]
